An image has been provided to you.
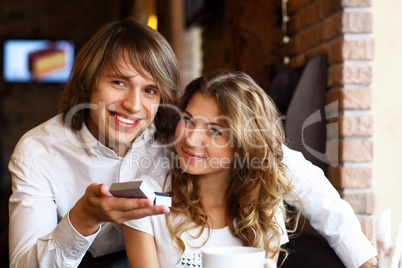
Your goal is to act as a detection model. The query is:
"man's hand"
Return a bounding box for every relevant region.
[69,183,170,236]
[359,257,378,268]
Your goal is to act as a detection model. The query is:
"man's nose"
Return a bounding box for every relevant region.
[122,89,141,113]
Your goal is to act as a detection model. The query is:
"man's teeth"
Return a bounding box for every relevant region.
[113,113,135,124]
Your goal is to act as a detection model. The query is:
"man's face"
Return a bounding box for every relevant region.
[87,53,161,155]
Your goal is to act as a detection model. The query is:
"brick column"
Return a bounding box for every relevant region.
[287,0,374,240]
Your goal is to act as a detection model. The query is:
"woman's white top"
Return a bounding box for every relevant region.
[124,176,288,268]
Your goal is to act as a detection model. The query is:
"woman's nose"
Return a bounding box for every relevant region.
[185,128,206,148]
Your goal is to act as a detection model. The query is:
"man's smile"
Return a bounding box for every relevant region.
[110,111,142,125]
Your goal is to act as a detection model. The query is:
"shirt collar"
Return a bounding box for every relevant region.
[77,123,156,159]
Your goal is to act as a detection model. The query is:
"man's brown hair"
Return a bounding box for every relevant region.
[59,19,180,143]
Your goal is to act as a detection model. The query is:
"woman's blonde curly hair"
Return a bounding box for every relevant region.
[165,70,302,263]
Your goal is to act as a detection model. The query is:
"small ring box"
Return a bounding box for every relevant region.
[109,180,172,207]
[154,192,172,207]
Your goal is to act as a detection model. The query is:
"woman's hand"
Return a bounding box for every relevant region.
[69,183,170,236]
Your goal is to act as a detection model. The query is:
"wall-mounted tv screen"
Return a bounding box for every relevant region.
[3,40,74,83]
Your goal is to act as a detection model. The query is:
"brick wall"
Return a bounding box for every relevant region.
[286,0,374,240]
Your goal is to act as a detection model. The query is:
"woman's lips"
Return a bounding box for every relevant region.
[182,148,206,160]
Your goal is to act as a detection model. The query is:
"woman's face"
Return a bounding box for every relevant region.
[174,92,234,177]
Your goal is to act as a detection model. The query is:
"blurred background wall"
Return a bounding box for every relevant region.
[0,0,136,265]
[372,0,402,246]
[0,0,401,266]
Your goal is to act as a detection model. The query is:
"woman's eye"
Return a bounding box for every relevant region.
[182,116,193,126]
[209,128,222,135]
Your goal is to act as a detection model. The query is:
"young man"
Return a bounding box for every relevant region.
[9,19,377,268]
[8,19,180,267]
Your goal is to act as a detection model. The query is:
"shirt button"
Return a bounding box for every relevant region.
[72,250,78,255]
[79,242,85,247]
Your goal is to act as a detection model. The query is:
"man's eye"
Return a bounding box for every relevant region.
[113,81,124,86]
[145,88,157,94]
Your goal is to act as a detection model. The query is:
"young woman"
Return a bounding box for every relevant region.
[122,71,301,267]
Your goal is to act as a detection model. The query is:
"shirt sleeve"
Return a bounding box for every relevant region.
[276,209,289,246]
[124,216,154,237]
[8,156,98,268]
[282,145,378,268]
[122,175,162,236]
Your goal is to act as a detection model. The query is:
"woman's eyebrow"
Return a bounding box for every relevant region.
[207,122,220,127]
[183,110,193,118]
[183,110,221,127]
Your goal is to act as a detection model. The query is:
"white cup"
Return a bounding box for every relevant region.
[201,246,277,268]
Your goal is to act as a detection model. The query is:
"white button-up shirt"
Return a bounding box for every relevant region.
[8,114,377,268]
[8,114,173,267]
[282,145,377,268]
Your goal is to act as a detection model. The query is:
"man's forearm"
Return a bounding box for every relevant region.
[359,257,378,268]
[282,146,378,268]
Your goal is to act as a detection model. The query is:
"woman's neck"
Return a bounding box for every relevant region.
[197,172,231,229]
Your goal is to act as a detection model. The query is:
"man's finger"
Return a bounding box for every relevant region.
[120,205,170,221]
[112,196,154,211]
[85,183,107,197]
[99,183,110,196]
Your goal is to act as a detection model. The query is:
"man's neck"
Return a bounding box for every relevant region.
[107,142,132,157]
